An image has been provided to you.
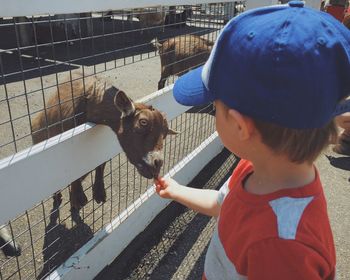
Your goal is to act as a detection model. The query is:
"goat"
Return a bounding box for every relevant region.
[153,35,214,90]
[135,6,166,35]
[31,75,177,210]
[165,7,193,28]
[0,225,21,257]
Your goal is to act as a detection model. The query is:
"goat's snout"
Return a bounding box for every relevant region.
[151,158,163,179]
[136,151,164,179]
[154,158,163,171]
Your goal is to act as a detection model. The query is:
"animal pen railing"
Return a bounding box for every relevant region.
[0,1,244,279]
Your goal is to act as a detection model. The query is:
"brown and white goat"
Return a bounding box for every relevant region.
[153,35,214,90]
[31,76,177,210]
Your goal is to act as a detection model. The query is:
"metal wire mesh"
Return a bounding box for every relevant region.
[95,148,238,280]
[0,2,245,279]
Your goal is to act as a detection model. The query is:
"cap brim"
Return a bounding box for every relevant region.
[173,66,214,106]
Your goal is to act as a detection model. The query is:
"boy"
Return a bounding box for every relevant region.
[154,2,350,279]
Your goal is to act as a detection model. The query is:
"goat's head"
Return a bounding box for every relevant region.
[114,90,177,179]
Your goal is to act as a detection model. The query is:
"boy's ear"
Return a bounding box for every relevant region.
[228,109,255,140]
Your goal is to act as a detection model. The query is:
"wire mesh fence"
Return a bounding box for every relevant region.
[0,1,246,159]
[96,148,238,280]
[0,2,245,279]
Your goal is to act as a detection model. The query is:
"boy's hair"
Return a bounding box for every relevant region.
[253,118,338,164]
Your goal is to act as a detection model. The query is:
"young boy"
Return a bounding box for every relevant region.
[154,2,350,279]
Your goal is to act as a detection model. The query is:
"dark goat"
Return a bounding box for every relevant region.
[31,75,177,210]
[165,8,192,28]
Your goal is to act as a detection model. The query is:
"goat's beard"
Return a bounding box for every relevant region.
[135,162,160,179]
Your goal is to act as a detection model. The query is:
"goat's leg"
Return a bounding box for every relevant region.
[158,78,166,90]
[70,179,88,210]
[93,162,107,204]
[0,225,21,257]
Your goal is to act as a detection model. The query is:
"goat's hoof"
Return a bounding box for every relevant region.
[0,227,22,257]
[1,242,21,257]
[93,182,106,204]
[70,189,88,210]
[53,192,63,207]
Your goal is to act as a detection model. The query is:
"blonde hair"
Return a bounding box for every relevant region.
[253,119,338,164]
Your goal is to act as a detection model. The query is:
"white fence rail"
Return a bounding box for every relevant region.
[0,85,189,225]
[50,131,222,280]
[0,0,234,17]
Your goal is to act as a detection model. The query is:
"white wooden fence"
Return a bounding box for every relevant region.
[0,83,224,279]
[0,1,233,278]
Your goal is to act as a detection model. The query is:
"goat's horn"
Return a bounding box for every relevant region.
[168,128,179,135]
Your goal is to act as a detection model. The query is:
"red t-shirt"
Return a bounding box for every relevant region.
[203,159,336,280]
[326,5,346,21]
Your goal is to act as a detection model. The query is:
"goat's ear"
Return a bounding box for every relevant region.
[114,90,135,118]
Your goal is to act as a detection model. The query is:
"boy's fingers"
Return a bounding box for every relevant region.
[155,177,166,188]
[154,181,162,189]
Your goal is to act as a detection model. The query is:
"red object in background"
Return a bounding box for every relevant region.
[345,6,350,15]
[325,5,346,21]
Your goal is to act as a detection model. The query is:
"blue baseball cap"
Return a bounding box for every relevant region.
[173,1,350,129]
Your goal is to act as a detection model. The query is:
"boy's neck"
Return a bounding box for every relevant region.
[244,156,315,195]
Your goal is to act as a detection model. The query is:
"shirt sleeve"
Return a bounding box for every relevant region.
[217,177,231,205]
[247,238,334,280]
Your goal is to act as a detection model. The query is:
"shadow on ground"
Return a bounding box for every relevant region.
[37,194,93,279]
[325,154,350,171]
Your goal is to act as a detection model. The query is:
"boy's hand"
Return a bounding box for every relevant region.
[154,177,180,199]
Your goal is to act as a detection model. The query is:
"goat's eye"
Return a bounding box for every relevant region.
[139,118,148,126]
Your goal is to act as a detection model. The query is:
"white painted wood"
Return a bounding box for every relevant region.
[245,0,279,10]
[305,0,322,9]
[245,0,322,10]
[139,84,190,121]
[0,87,191,225]
[0,123,118,225]
[47,132,223,280]
[0,0,234,17]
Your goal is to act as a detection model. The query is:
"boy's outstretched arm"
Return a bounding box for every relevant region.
[154,177,221,217]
